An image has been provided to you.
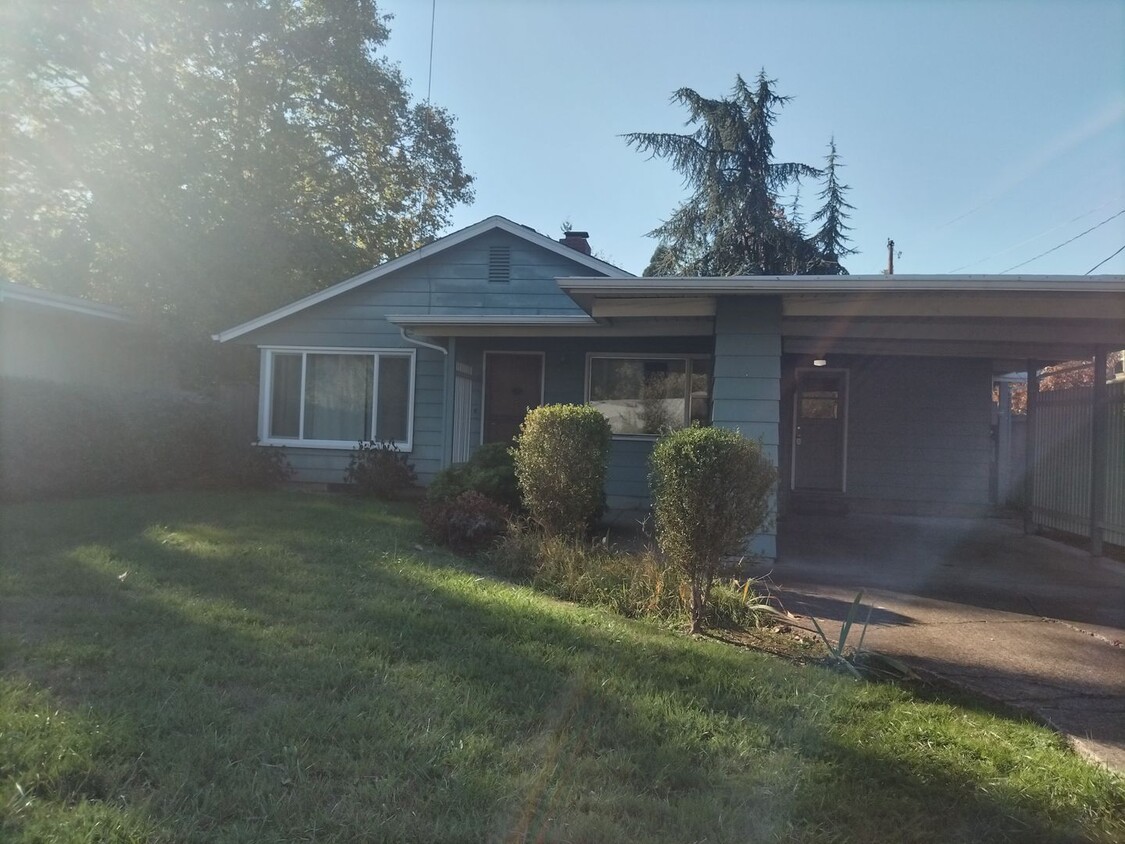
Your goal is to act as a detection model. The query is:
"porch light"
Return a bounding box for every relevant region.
[813,357,828,367]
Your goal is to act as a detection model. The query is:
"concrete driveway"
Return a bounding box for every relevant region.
[751,514,1125,772]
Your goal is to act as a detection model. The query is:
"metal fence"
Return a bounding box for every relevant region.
[1031,381,1125,547]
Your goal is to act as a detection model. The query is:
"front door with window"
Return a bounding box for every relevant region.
[483,353,543,444]
[793,370,847,491]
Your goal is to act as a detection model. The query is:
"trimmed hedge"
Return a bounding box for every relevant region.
[513,404,611,538]
[0,376,288,501]
[651,425,777,633]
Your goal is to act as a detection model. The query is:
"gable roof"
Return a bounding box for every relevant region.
[214,215,634,342]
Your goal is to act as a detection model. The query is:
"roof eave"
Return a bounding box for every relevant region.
[213,216,634,342]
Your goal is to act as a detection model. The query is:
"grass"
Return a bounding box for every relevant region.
[1,490,1122,843]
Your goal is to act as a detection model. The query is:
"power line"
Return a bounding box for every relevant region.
[1000,208,1125,273]
[1085,243,1125,274]
[947,200,1112,272]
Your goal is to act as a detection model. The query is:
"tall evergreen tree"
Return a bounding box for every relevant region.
[624,72,822,277]
[807,137,857,274]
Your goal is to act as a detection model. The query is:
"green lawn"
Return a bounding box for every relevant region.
[1,491,1122,843]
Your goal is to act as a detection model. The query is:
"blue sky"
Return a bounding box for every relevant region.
[382,0,1125,276]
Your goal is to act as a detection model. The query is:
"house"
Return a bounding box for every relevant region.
[215,216,1125,558]
[0,280,171,386]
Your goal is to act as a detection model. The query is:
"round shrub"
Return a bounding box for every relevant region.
[426,442,521,511]
[651,425,777,633]
[420,490,510,554]
[513,404,611,538]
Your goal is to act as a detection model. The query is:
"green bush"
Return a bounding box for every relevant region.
[513,404,611,538]
[651,425,777,633]
[420,490,511,553]
[426,442,521,511]
[344,440,417,499]
[0,376,284,501]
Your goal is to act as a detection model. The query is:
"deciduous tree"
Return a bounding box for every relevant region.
[0,0,473,334]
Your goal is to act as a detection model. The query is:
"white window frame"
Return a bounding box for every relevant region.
[584,352,713,440]
[258,346,416,450]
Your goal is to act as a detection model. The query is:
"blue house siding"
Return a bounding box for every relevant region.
[778,354,994,517]
[711,297,783,559]
[845,355,993,514]
[452,335,712,512]
[229,230,609,485]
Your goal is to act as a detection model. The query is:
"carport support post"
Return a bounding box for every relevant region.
[1023,361,1039,535]
[1089,346,1107,557]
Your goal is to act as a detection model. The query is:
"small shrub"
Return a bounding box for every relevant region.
[236,445,295,488]
[651,425,777,633]
[427,442,521,511]
[344,440,417,499]
[513,404,611,538]
[420,491,510,553]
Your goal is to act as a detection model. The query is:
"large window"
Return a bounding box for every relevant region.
[263,349,414,448]
[587,355,711,436]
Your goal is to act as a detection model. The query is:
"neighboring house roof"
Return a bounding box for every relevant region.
[213,215,634,342]
[0,280,132,323]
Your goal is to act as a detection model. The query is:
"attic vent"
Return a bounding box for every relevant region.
[488,246,511,282]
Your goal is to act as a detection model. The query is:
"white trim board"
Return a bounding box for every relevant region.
[214,216,633,342]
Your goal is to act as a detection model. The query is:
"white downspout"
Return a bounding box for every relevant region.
[399,326,448,356]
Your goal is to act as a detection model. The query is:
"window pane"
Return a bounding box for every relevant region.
[590,357,687,435]
[304,354,373,441]
[376,356,411,443]
[800,392,838,420]
[689,359,711,425]
[270,353,302,438]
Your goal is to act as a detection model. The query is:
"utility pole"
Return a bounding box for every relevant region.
[886,238,895,275]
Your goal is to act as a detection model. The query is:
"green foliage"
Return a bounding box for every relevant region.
[625,73,854,277]
[0,1,474,335]
[800,591,917,681]
[490,528,687,622]
[513,404,612,538]
[3,491,1124,842]
[344,441,417,500]
[420,490,510,554]
[426,442,521,511]
[807,138,858,275]
[651,425,778,632]
[0,377,289,501]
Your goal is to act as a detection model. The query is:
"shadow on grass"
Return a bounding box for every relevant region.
[3,492,1123,842]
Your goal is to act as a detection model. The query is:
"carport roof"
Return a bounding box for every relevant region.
[555,274,1125,365]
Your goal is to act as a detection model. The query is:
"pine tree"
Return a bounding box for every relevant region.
[624,72,822,277]
[807,138,857,275]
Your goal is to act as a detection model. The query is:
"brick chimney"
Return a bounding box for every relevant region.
[559,230,592,255]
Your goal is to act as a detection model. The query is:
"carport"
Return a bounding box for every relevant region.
[560,274,1125,558]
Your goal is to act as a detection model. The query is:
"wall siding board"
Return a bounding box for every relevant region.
[781,354,994,513]
[232,230,616,485]
[710,297,783,558]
